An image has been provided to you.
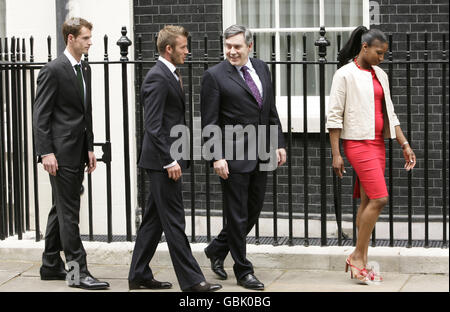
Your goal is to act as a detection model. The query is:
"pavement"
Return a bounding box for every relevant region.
[0,259,448,292]
[0,233,448,293]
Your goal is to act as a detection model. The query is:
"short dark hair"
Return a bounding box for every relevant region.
[157,25,189,55]
[223,24,253,46]
[62,17,93,45]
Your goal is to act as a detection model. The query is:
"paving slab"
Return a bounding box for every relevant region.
[0,272,21,286]
[400,274,449,292]
[0,260,35,274]
[0,275,128,292]
[266,270,411,292]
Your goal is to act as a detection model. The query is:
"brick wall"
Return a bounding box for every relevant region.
[133,0,449,220]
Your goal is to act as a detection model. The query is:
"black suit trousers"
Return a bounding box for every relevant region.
[42,164,88,275]
[128,170,205,290]
[205,169,268,280]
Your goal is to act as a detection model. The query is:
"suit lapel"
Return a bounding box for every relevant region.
[61,54,84,110]
[226,60,254,98]
[157,60,185,102]
[226,59,263,109]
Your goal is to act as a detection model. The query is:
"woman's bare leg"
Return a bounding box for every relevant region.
[350,190,387,280]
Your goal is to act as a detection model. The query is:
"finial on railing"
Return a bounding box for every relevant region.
[47,35,52,62]
[11,37,16,62]
[104,35,109,61]
[117,26,132,61]
[22,38,26,61]
[16,37,21,61]
[30,36,34,62]
[138,34,143,61]
[314,26,330,62]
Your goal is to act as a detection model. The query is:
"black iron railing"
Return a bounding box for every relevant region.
[0,27,448,248]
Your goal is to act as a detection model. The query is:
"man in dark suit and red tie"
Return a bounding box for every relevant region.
[128,25,221,292]
[201,24,286,290]
[33,17,109,290]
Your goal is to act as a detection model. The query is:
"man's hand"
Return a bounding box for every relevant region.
[213,159,229,180]
[167,163,182,181]
[42,153,58,176]
[277,148,287,167]
[86,151,97,174]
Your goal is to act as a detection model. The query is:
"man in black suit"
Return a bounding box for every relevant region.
[128,25,221,292]
[33,17,109,290]
[201,24,286,290]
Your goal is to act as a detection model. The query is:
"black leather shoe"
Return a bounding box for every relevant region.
[237,273,264,290]
[69,275,110,290]
[184,281,222,292]
[129,279,172,290]
[204,249,227,280]
[40,266,67,281]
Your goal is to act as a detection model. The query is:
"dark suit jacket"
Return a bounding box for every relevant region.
[138,60,189,171]
[200,58,285,173]
[33,54,93,167]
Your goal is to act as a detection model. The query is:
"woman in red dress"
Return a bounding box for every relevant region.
[327,27,416,284]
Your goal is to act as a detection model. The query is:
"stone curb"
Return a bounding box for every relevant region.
[1,236,448,274]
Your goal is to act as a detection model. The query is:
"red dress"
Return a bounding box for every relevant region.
[342,61,388,199]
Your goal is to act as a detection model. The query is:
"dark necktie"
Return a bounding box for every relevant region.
[174,68,183,90]
[241,65,262,108]
[75,64,85,103]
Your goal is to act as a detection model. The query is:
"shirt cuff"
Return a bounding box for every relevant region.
[163,160,177,169]
[41,153,54,157]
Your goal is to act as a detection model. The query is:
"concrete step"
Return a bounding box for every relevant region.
[0,232,448,274]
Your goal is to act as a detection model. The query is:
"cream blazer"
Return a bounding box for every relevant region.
[326,61,400,139]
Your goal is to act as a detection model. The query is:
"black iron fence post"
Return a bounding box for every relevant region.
[386,34,394,248]
[187,35,196,243]
[271,34,279,246]
[117,27,133,242]
[103,35,113,243]
[286,34,293,246]
[21,38,30,232]
[302,33,309,247]
[15,38,25,236]
[406,33,413,248]
[424,32,429,248]
[5,37,13,237]
[0,38,5,240]
[315,26,330,247]
[29,36,40,242]
[10,37,23,239]
[442,34,448,248]
[203,34,211,243]
[253,34,260,245]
